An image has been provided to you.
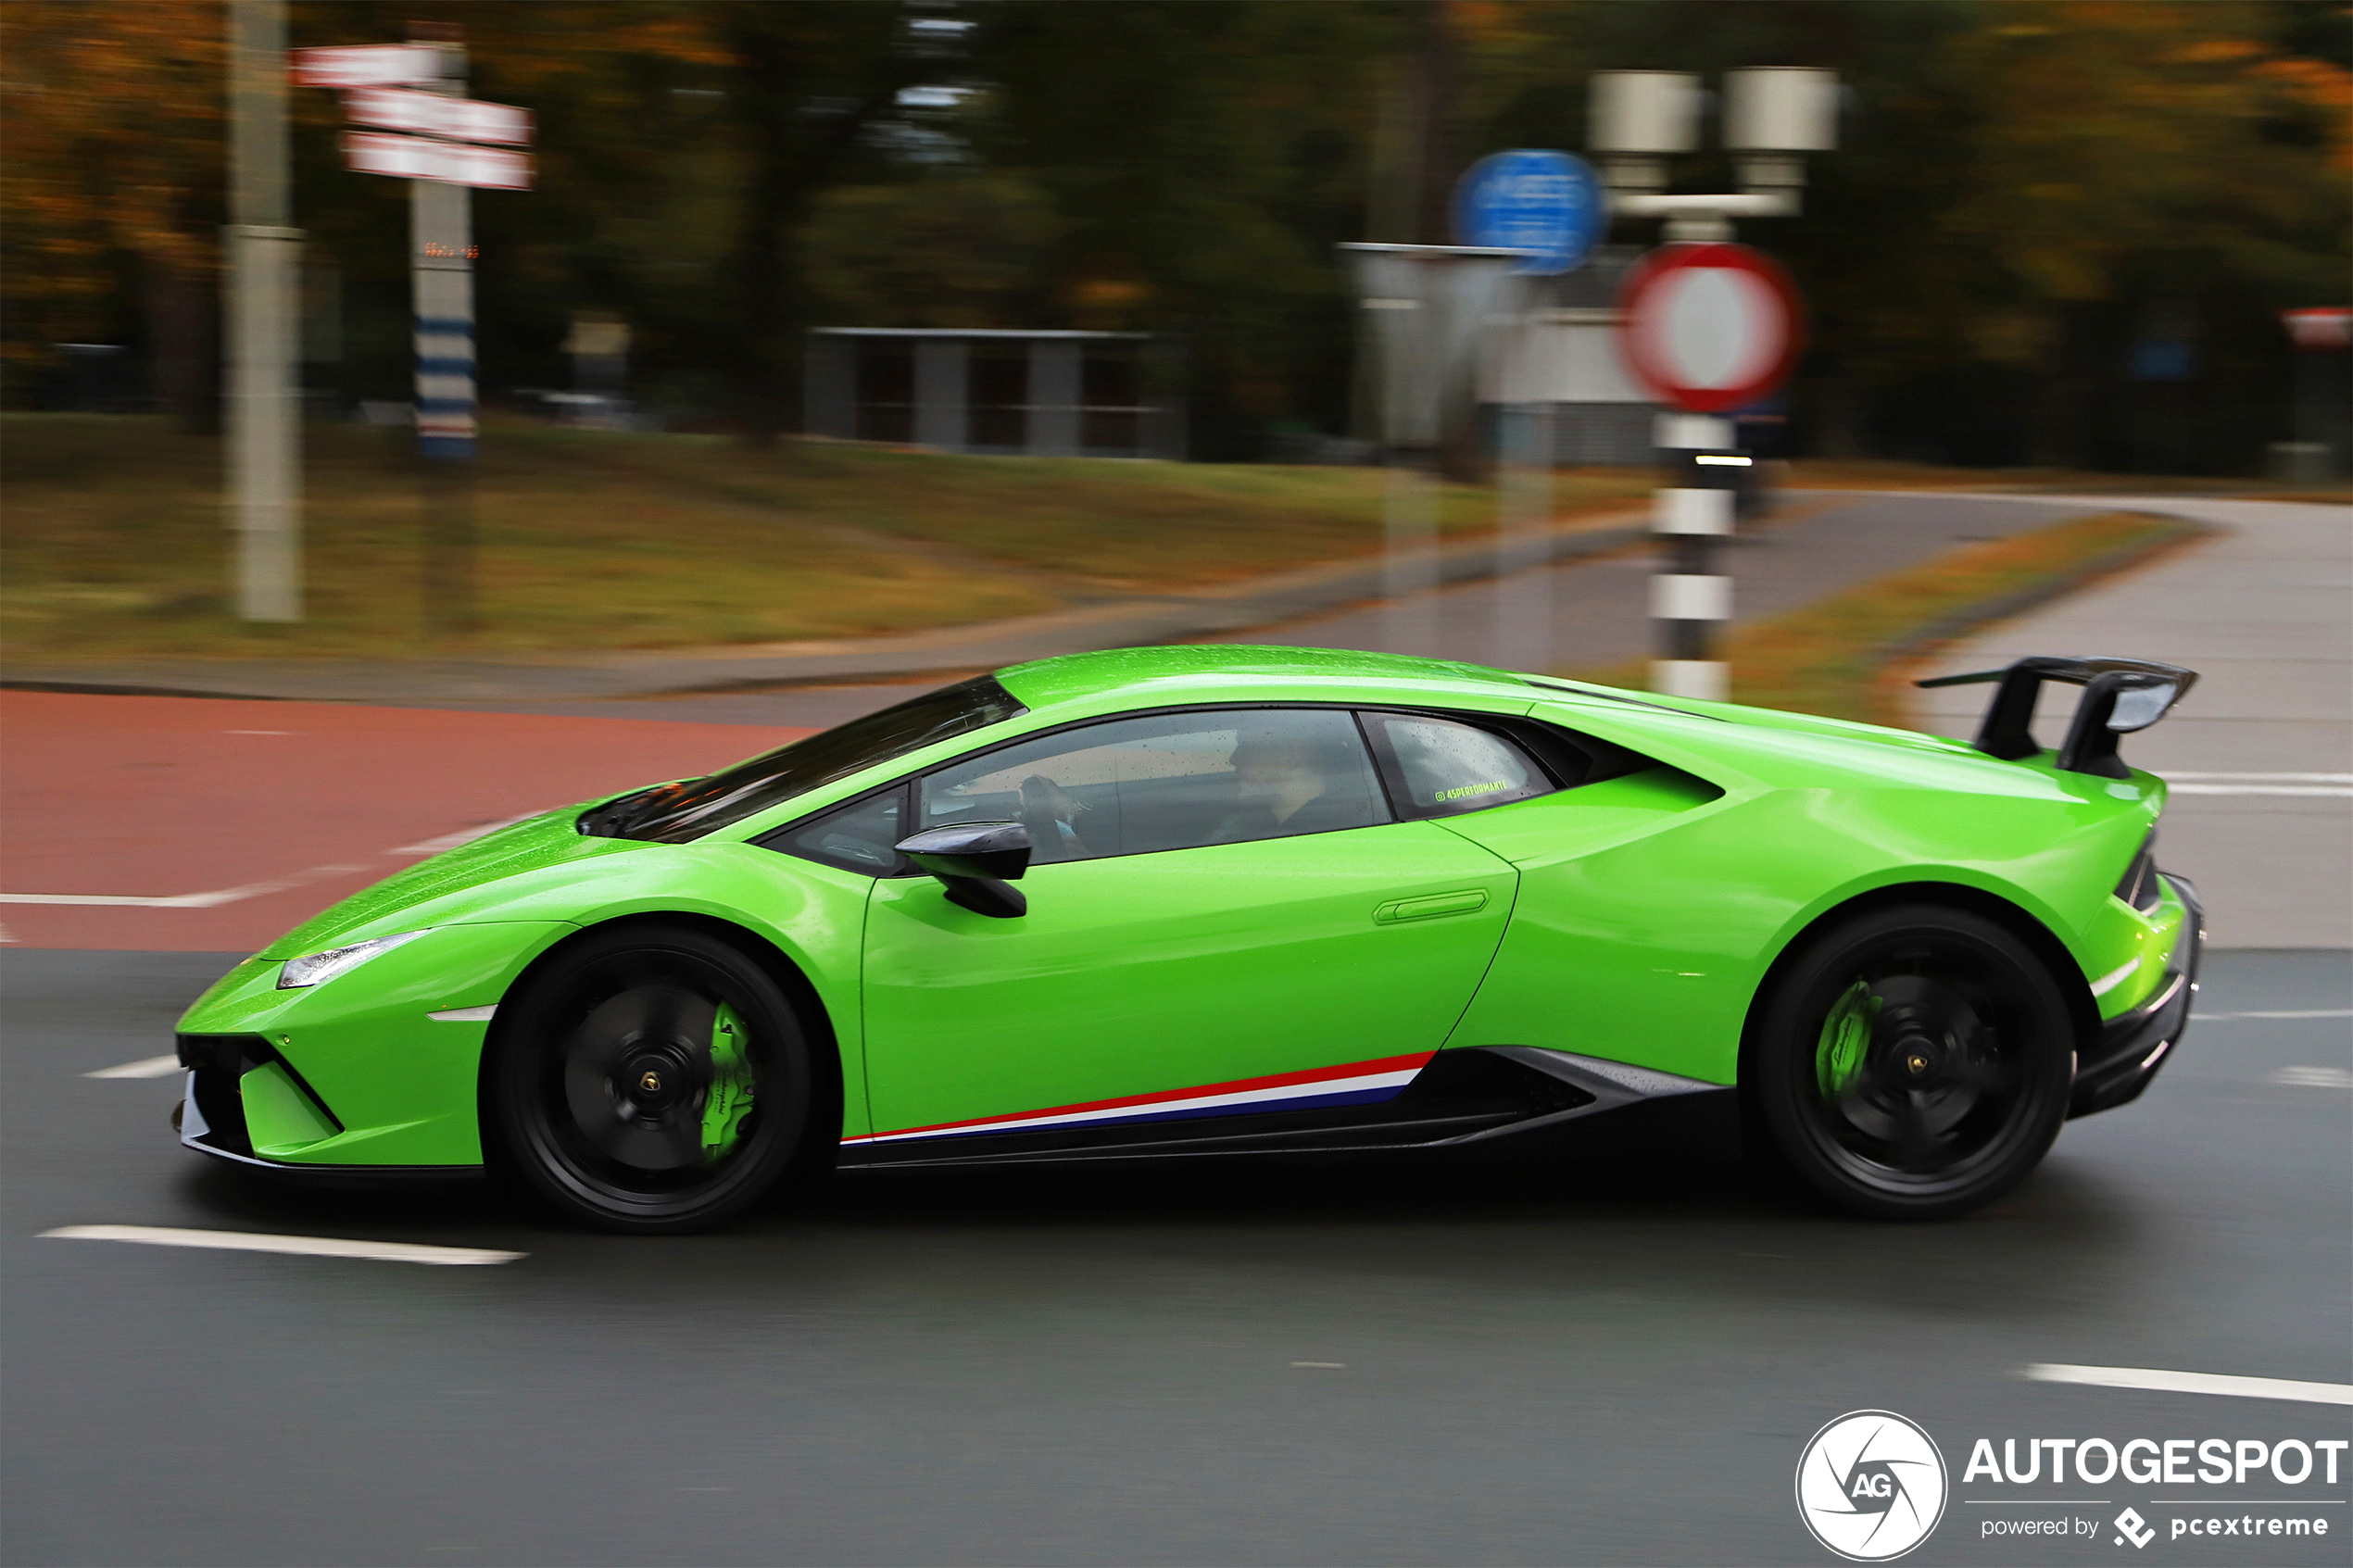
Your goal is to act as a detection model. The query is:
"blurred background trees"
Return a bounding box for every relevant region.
[4,0,2346,470]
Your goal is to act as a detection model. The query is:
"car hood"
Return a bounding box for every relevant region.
[259,806,647,959]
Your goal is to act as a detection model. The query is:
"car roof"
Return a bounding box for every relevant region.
[994,645,1542,710]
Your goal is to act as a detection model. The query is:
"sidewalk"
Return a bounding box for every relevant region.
[1911,497,2353,948]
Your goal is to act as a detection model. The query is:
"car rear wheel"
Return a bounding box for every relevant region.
[1752,905,2073,1220]
[492,924,817,1234]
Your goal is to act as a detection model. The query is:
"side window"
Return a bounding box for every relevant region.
[916,709,1389,864]
[766,785,907,875]
[1363,712,1554,819]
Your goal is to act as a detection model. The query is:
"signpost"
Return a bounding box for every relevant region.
[1449,151,1604,671]
[293,35,534,633]
[1340,243,1531,658]
[2277,307,2352,483]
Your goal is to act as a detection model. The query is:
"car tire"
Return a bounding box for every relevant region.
[491,923,818,1234]
[1751,904,2073,1220]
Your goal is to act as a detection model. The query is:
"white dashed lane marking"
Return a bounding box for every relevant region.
[2024,1363,2353,1406]
[2192,1009,2353,1021]
[83,1056,183,1080]
[41,1224,523,1266]
[2271,1065,2353,1089]
[2165,771,2353,797]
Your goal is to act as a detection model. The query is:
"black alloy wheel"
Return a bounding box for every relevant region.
[492,924,818,1233]
[1752,905,2073,1219]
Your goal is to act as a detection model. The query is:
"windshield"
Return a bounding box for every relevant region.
[588,674,1026,844]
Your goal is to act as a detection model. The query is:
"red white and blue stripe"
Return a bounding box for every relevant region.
[843,1051,1434,1147]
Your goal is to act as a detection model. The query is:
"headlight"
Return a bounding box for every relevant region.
[277,930,431,990]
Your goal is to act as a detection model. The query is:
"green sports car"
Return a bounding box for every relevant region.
[172,645,2203,1232]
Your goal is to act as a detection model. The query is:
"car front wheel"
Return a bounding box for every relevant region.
[1752,904,2074,1220]
[491,924,818,1234]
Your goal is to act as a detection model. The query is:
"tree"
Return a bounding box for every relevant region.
[2,1,228,422]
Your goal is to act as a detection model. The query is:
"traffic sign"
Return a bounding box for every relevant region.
[292,44,441,89]
[1453,150,1605,276]
[342,131,533,191]
[345,85,532,145]
[1617,242,1803,413]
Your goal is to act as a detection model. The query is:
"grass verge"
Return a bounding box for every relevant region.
[1,415,1648,663]
[1731,510,2204,726]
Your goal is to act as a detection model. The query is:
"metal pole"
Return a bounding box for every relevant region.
[1384,456,1440,657]
[1649,412,1738,700]
[411,35,477,633]
[226,0,301,621]
[1493,397,1553,672]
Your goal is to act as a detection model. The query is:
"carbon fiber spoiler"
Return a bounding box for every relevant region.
[1916,656,2197,779]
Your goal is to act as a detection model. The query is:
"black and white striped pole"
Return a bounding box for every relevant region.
[1650,414,1743,701]
[1588,68,1837,704]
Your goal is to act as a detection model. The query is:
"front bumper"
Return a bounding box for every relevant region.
[2069,872,2204,1119]
[174,1033,484,1178]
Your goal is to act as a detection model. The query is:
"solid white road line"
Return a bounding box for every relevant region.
[2025,1362,2353,1407]
[83,1056,184,1080]
[391,812,540,857]
[40,1224,523,1266]
[1,811,549,909]
[0,863,371,909]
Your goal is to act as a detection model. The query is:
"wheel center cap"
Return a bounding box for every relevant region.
[1895,1036,1942,1080]
[622,1049,689,1112]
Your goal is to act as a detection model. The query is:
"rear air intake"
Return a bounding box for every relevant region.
[2114,831,2162,913]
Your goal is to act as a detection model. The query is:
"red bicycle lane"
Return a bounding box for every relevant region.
[0,691,809,951]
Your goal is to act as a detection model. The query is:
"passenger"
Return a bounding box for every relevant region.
[1213,731,1365,841]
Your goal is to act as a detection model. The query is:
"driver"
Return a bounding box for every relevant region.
[1213,730,1363,841]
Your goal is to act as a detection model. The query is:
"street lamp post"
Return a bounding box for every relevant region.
[226,0,303,622]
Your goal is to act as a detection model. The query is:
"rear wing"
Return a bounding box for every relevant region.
[1916,656,2197,780]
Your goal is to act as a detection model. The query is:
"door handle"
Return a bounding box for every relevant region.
[1374,889,1489,924]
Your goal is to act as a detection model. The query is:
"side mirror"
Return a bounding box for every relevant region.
[894,822,1032,919]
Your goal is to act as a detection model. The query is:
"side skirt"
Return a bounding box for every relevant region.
[837,1047,1723,1171]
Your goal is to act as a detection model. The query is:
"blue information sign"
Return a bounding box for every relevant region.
[1453,149,1605,276]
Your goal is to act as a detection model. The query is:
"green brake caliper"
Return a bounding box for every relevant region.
[700,1003,756,1164]
[1816,982,1879,1100]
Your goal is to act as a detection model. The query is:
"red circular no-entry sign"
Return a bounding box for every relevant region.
[1617,243,1805,413]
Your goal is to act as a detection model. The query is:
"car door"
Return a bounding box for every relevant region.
[853,707,1519,1146]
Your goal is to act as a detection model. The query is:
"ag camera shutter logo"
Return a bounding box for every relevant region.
[1796,1411,1949,1561]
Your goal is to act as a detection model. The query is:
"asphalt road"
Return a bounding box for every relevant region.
[5,948,2346,1567]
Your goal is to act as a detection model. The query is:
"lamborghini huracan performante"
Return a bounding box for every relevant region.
[172,646,2204,1232]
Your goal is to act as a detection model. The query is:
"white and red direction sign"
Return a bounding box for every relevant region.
[2282,307,2352,351]
[345,85,532,146]
[1617,243,1804,413]
[291,44,442,89]
[342,131,533,191]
